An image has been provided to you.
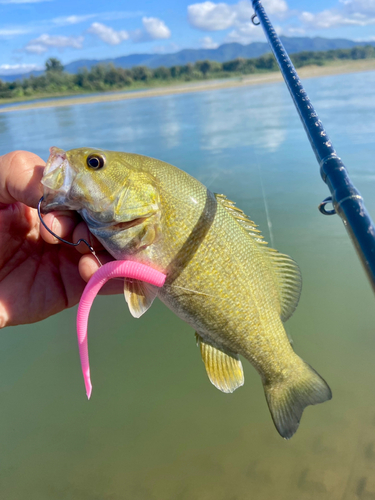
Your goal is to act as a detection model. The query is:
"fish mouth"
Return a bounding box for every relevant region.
[42,147,70,190]
[41,147,78,213]
[110,217,148,231]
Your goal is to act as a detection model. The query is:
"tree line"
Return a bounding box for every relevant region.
[1,45,374,101]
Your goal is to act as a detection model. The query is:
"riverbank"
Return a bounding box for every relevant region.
[1,58,374,114]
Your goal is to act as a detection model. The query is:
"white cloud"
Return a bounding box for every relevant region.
[188,0,287,31]
[142,17,171,39]
[131,17,171,42]
[0,28,29,36]
[0,0,51,3]
[188,2,237,30]
[285,27,306,35]
[201,36,219,48]
[53,14,97,26]
[300,0,375,29]
[300,9,375,28]
[262,0,288,15]
[88,22,129,45]
[354,35,375,40]
[52,11,143,27]
[0,63,43,75]
[340,0,375,14]
[226,22,283,44]
[24,34,84,53]
[100,10,144,21]
[225,22,260,43]
[88,17,170,45]
[0,11,143,41]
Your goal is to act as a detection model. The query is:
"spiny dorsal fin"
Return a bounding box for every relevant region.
[195,333,244,393]
[215,193,265,243]
[215,193,302,322]
[124,279,158,318]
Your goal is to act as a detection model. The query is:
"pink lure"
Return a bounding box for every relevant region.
[76,260,166,399]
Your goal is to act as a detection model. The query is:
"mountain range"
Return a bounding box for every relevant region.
[2,36,375,82]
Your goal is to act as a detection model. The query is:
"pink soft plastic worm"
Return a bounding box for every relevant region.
[77,260,166,399]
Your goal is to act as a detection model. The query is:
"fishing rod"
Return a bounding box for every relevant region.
[251,0,375,294]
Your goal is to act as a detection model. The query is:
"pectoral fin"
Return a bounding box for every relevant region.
[195,333,244,393]
[124,279,158,318]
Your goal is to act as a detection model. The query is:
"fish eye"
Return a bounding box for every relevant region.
[86,154,105,170]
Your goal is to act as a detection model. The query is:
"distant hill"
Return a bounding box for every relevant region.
[2,36,375,82]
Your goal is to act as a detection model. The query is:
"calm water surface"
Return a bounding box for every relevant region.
[1,71,375,499]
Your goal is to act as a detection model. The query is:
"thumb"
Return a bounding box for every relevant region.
[0,150,45,208]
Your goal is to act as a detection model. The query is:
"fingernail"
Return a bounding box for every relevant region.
[51,216,61,238]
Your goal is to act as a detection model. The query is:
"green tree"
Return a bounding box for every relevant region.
[195,60,212,76]
[153,66,171,80]
[131,66,152,81]
[45,57,64,73]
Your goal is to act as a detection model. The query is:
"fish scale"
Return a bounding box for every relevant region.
[41,146,332,439]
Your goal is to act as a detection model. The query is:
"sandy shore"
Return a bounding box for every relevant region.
[1,59,375,114]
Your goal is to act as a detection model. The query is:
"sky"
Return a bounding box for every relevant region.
[0,0,375,75]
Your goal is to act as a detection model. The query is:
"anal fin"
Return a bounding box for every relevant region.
[195,333,244,394]
[124,279,158,318]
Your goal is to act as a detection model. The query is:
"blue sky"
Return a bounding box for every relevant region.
[0,0,375,75]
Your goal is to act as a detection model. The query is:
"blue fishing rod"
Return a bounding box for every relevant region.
[251,0,375,294]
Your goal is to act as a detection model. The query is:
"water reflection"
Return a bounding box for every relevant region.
[305,71,375,148]
[0,115,8,135]
[197,85,287,152]
[53,106,76,130]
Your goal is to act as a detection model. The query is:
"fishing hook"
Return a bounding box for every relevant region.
[37,196,102,266]
[318,196,336,216]
[251,13,260,25]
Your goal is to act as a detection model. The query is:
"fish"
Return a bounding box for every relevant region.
[41,146,332,439]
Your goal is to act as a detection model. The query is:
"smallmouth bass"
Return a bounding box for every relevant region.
[41,147,331,439]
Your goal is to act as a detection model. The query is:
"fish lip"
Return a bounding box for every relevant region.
[40,196,71,214]
[41,146,77,212]
[43,147,67,176]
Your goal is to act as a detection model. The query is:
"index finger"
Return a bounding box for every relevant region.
[0,150,45,208]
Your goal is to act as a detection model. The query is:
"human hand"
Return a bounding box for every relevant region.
[0,150,119,328]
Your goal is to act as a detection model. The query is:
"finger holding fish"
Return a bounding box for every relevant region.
[38,193,117,293]
[39,211,105,253]
[0,150,44,208]
[72,221,105,254]
[39,210,79,244]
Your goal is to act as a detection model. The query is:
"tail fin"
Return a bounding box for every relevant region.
[263,359,332,440]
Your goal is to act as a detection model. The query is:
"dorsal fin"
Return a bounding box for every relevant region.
[215,193,266,243]
[263,250,302,322]
[215,193,302,322]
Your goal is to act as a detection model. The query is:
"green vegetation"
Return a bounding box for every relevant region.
[45,57,64,73]
[1,45,375,102]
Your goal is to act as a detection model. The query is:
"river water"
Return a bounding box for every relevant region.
[0,71,375,500]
